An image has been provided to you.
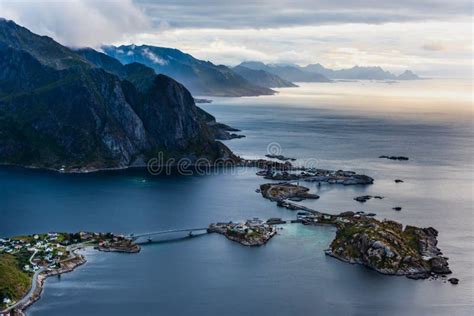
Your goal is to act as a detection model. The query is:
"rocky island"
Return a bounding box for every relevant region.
[326,217,451,279]
[259,182,320,201]
[256,167,374,185]
[208,219,277,246]
[379,155,409,161]
[255,179,455,281]
[265,154,296,161]
[354,195,384,203]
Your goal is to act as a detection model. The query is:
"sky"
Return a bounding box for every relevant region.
[0,0,472,78]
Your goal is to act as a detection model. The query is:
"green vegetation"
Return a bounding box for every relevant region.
[329,217,433,274]
[0,254,31,309]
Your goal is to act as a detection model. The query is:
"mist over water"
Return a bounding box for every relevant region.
[1,79,473,315]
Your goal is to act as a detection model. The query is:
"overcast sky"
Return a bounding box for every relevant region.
[0,0,472,77]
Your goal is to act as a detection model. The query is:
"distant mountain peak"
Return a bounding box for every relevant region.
[397,70,420,80]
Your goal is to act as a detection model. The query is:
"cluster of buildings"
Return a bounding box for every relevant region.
[0,233,69,272]
[296,210,375,226]
[210,218,277,245]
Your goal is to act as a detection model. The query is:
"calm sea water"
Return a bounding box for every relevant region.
[1,79,473,315]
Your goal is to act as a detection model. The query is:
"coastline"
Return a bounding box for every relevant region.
[0,162,148,174]
[0,157,288,174]
[1,235,141,315]
[3,248,87,316]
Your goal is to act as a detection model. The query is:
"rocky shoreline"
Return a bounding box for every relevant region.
[96,239,141,253]
[25,253,87,314]
[265,154,296,161]
[256,167,374,185]
[260,182,320,201]
[325,218,451,279]
[6,250,87,316]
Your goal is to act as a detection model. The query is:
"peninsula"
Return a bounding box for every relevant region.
[0,232,140,314]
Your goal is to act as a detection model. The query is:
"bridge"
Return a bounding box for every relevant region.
[126,218,305,242]
[127,227,209,241]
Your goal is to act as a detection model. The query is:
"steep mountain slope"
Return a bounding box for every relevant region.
[103,45,274,97]
[76,48,241,141]
[0,18,90,70]
[232,65,297,88]
[238,61,330,82]
[0,19,234,172]
[75,48,157,92]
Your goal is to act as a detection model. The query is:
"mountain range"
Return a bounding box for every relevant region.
[0,18,423,171]
[302,63,420,80]
[0,19,235,172]
[238,61,420,81]
[238,61,331,83]
[102,45,276,97]
[232,65,297,88]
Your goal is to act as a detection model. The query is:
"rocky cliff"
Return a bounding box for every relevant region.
[0,19,235,172]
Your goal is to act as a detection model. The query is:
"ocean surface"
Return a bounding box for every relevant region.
[1,79,473,315]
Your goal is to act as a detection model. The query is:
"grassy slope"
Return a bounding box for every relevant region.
[0,254,31,309]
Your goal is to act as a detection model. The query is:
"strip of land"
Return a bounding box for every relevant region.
[0,233,139,315]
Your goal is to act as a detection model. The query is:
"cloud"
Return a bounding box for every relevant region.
[128,20,473,78]
[0,0,151,47]
[136,0,473,28]
[142,48,168,65]
[0,0,472,78]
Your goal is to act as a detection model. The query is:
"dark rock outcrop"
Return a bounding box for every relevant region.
[448,278,459,285]
[379,155,409,161]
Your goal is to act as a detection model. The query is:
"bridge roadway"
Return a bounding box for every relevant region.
[127,218,304,240]
[128,227,209,239]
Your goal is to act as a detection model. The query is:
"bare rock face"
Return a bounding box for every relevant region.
[326,218,451,278]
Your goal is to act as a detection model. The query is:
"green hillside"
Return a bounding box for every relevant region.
[0,254,31,309]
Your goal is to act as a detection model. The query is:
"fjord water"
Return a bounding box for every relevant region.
[1,79,473,315]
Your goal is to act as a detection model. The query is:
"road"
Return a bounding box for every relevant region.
[0,244,87,313]
[1,250,45,313]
